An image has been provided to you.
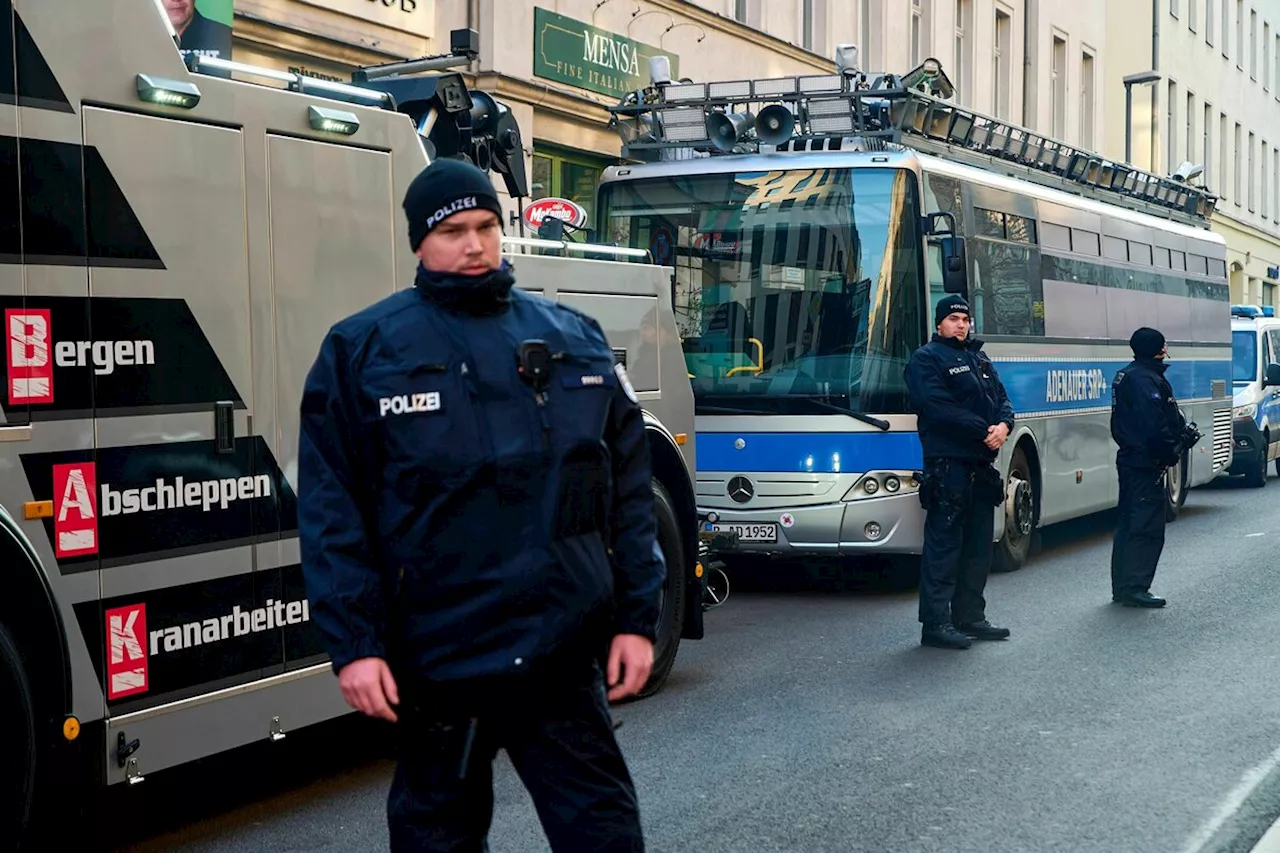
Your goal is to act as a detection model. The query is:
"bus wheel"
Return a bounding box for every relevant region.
[0,622,36,853]
[993,445,1035,573]
[636,478,686,700]
[1165,453,1189,520]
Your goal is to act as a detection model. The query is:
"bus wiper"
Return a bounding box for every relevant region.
[696,404,765,415]
[802,398,892,431]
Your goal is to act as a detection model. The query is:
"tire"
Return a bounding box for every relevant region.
[1245,443,1269,488]
[992,444,1036,573]
[1165,453,1188,520]
[0,622,37,853]
[636,479,686,700]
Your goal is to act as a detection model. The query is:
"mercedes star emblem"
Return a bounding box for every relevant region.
[727,476,754,503]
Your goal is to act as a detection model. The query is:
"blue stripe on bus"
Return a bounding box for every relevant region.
[696,431,924,474]
[694,360,1229,473]
[991,358,1229,414]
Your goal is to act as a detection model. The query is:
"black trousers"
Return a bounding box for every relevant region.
[386,663,644,853]
[918,459,996,627]
[1111,464,1167,597]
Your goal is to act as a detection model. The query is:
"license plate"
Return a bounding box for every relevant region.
[712,523,778,543]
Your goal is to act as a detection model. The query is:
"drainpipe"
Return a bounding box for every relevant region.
[1151,0,1159,70]
[1021,0,1033,127]
[1150,0,1159,171]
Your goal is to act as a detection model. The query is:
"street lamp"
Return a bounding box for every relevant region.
[1123,70,1160,165]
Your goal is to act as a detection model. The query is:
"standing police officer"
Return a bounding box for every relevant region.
[297,158,664,852]
[904,297,1015,650]
[1109,327,1194,608]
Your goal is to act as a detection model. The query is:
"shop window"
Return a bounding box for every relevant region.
[530,145,612,240]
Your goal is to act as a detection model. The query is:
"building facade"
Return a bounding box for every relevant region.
[219,0,868,234]
[1104,0,1280,307]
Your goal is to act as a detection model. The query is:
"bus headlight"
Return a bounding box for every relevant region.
[864,522,882,540]
[843,471,918,501]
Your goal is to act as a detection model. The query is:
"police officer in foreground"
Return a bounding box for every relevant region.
[1109,327,1198,608]
[904,297,1015,650]
[297,158,664,852]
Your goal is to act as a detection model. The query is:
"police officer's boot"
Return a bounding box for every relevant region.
[921,623,972,650]
[1117,590,1167,608]
[956,619,1011,640]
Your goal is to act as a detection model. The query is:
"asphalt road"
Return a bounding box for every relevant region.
[99,470,1280,853]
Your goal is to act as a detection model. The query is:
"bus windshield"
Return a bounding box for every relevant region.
[1232,330,1257,382]
[598,167,924,416]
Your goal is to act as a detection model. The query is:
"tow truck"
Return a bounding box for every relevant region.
[0,2,702,846]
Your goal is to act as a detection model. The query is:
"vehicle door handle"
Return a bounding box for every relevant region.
[0,425,32,442]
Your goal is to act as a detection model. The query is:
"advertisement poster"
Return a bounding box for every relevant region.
[163,0,234,62]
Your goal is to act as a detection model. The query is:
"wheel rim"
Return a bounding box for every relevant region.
[1167,459,1183,501]
[1005,476,1033,539]
[704,568,729,609]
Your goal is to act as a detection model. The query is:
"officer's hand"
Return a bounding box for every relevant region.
[337,657,400,723]
[606,634,654,702]
[984,423,1010,451]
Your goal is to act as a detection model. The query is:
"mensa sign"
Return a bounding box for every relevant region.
[523,197,588,231]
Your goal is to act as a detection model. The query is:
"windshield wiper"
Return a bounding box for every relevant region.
[798,398,892,431]
[702,394,892,430]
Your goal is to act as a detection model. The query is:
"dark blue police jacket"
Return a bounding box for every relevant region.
[1110,357,1185,470]
[904,333,1016,464]
[296,262,665,685]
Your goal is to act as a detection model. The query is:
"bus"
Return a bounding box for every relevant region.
[599,60,1235,573]
[1,2,703,846]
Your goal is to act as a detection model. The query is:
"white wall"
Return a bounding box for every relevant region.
[853,1,1029,122]
[1024,0,1108,149]
[1146,0,1280,232]
[1103,0,1280,305]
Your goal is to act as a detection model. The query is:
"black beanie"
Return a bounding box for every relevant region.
[1130,327,1166,358]
[403,158,504,251]
[935,296,971,327]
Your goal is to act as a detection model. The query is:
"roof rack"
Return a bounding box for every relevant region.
[608,59,1218,227]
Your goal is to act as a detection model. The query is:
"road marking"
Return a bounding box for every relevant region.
[1182,743,1280,853]
[1247,533,1267,538]
[1251,818,1280,853]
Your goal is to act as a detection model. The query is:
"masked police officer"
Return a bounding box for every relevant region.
[1109,327,1195,608]
[904,297,1015,650]
[297,158,663,852]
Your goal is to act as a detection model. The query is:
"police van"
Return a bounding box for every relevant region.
[0,2,704,847]
[1226,309,1280,486]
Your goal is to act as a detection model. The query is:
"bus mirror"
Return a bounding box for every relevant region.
[1265,363,1280,387]
[941,235,968,294]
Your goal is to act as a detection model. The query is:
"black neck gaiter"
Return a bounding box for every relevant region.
[414,261,516,316]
